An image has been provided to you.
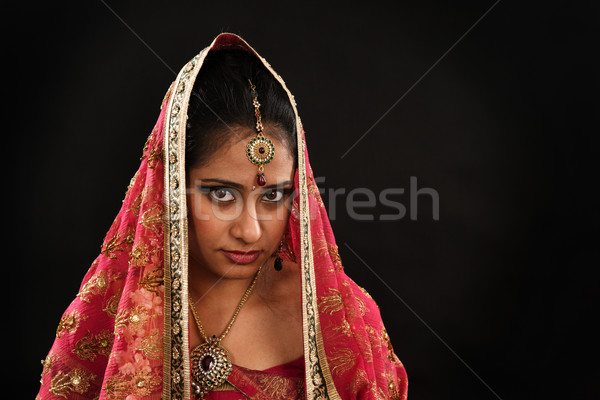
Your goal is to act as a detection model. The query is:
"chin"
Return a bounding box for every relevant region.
[214,263,262,280]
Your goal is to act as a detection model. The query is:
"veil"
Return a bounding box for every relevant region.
[38,33,407,400]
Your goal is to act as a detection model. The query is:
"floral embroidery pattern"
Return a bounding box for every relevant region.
[128,237,162,269]
[105,287,163,399]
[328,347,356,377]
[56,310,87,338]
[139,204,163,233]
[77,270,121,303]
[49,368,96,398]
[40,352,57,383]
[138,268,164,295]
[100,227,135,259]
[318,288,344,315]
[103,290,122,318]
[72,329,114,362]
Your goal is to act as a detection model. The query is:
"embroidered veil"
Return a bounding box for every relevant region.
[37,33,408,400]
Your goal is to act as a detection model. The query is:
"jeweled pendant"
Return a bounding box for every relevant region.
[257,173,266,186]
[190,336,233,398]
[247,135,274,166]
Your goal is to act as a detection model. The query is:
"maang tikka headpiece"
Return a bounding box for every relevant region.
[247,79,275,186]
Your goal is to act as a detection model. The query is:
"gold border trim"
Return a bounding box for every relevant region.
[163,48,209,399]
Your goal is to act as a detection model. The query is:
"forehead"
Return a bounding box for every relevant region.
[189,127,295,183]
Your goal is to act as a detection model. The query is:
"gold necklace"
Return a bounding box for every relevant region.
[188,266,262,398]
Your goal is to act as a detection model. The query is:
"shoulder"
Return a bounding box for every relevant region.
[339,274,385,326]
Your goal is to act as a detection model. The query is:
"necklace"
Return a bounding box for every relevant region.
[188,266,262,398]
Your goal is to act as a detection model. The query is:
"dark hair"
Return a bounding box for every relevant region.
[185,50,297,170]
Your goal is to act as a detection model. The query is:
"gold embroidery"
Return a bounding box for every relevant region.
[128,172,138,191]
[358,285,375,302]
[346,369,386,399]
[307,174,325,207]
[137,330,162,359]
[373,386,387,400]
[103,290,122,318]
[103,370,161,399]
[40,352,57,383]
[365,323,383,352]
[312,230,327,254]
[142,127,163,169]
[314,230,342,271]
[139,204,163,233]
[130,306,148,325]
[320,285,366,322]
[318,288,343,315]
[103,374,130,400]
[332,319,352,337]
[257,375,297,398]
[113,308,129,338]
[126,189,144,216]
[346,369,369,396]
[146,146,163,169]
[113,303,156,340]
[72,330,114,362]
[140,126,163,170]
[132,369,161,396]
[388,379,403,400]
[160,83,174,110]
[138,267,164,295]
[328,243,343,270]
[114,305,151,336]
[328,347,355,377]
[354,326,374,364]
[382,327,400,363]
[345,291,368,322]
[101,227,135,259]
[129,242,151,268]
[56,310,87,338]
[141,130,154,158]
[49,368,96,398]
[77,270,121,303]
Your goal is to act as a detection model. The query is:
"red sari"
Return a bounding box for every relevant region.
[37,33,408,400]
[204,356,304,399]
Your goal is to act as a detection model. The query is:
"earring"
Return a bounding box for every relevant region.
[274,240,284,271]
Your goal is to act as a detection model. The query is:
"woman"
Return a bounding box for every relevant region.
[37,33,408,400]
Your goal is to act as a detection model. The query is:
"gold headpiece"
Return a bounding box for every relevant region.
[247,79,275,186]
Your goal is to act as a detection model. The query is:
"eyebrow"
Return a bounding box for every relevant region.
[197,178,294,190]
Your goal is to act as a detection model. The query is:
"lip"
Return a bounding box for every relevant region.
[221,250,261,265]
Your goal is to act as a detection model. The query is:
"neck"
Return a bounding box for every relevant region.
[188,263,263,314]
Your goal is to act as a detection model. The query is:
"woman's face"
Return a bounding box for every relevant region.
[187,126,295,280]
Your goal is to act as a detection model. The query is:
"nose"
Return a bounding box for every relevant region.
[230,203,262,244]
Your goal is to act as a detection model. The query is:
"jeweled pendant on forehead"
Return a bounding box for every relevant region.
[257,173,266,186]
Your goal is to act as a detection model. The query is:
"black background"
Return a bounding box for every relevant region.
[6,1,598,399]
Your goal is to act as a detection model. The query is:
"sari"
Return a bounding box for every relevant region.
[37,33,408,400]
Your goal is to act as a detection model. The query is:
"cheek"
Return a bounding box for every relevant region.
[188,195,228,237]
[260,204,290,239]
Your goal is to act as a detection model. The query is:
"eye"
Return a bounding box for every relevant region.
[262,189,284,202]
[209,187,236,202]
